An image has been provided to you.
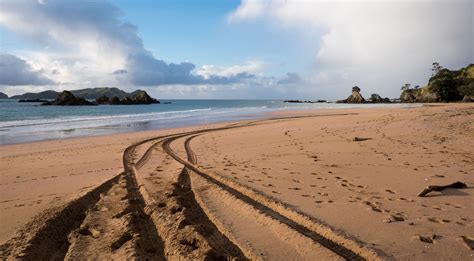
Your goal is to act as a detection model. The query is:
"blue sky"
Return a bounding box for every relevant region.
[0,0,471,99]
[114,0,314,76]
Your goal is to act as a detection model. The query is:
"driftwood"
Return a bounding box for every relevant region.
[352,137,372,142]
[417,181,467,197]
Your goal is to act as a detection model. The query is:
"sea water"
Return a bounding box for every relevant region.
[0,99,418,145]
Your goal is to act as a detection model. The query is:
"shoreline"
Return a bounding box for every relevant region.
[0,102,421,146]
[1,104,473,259]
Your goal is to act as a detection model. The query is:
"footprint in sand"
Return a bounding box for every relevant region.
[288,187,301,191]
[383,214,405,223]
[426,217,451,224]
[416,234,440,244]
[363,201,383,212]
[458,236,474,250]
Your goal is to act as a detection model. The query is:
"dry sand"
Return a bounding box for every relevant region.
[0,104,473,260]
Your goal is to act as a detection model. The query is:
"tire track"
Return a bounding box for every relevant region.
[160,132,378,260]
[0,112,366,260]
[0,139,167,260]
[131,112,377,260]
[0,174,122,260]
[125,135,247,260]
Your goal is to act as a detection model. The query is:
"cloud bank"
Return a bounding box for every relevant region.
[0,0,260,91]
[0,54,54,85]
[230,0,473,98]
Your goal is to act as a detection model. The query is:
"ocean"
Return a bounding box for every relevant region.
[0,99,418,145]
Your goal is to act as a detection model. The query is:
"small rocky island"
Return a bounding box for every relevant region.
[42,90,160,106]
[336,86,391,104]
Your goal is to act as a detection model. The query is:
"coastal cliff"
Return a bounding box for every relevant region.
[400,64,474,103]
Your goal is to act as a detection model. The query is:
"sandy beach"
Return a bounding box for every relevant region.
[1,104,473,260]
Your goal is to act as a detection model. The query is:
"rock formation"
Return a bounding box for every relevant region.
[42,91,96,106]
[462,95,474,102]
[368,94,391,103]
[95,90,160,105]
[337,86,366,103]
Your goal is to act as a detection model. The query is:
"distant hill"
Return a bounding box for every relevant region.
[10,90,59,100]
[69,87,130,99]
[10,87,134,100]
[0,92,8,99]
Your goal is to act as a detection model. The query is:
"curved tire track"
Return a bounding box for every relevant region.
[161,133,378,260]
[0,112,371,260]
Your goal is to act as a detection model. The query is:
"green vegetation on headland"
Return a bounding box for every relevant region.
[338,63,474,103]
[400,63,474,103]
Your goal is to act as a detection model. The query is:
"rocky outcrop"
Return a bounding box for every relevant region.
[129,90,160,104]
[0,92,8,99]
[42,91,96,106]
[95,95,110,104]
[463,95,474,102]
[399,89,417,103]
[337,86,366,103]
[95,90,159,105]
[368,94,391,103]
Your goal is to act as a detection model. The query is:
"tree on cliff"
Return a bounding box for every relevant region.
[431,62,443,76]
[401,83,411,91]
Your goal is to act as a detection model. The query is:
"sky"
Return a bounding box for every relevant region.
[0,0,472,99]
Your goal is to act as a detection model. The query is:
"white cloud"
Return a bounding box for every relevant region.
[230,0,473,98]
[196,60,268,79]
[0,53,54,85]
[0,0,265,92]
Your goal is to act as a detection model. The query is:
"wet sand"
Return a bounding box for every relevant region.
[1,104,473,260]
